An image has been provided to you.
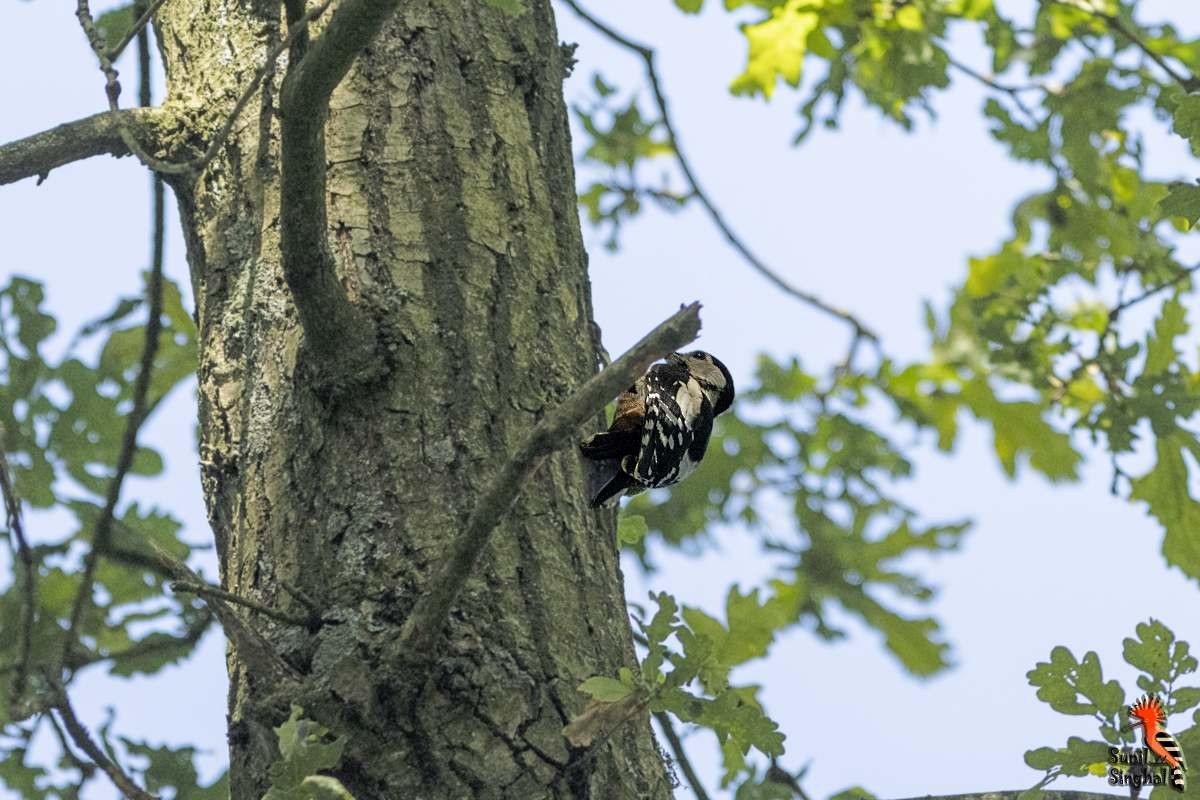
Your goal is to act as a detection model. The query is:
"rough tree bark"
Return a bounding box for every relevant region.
[150,1,675,797]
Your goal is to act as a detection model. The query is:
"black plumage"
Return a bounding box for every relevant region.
[580,350,734,508]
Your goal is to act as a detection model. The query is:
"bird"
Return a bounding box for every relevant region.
[579,350,735,508]
[1127,694,1186,793]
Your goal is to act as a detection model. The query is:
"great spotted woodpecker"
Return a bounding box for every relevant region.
[580,350,735,508]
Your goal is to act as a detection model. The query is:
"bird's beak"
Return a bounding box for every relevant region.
[667,352,686,365]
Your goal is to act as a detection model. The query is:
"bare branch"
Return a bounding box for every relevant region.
[1109,263,1200,320]
[946,57,1045,123]
[277,0,402,375]
[148,548,303,682]
[106,0,170,62]
[561,0,879,344]
[395,302,703,662]
[43,709,97,785]
[60,234,165,668]
[0,445,35,712]
[170,581,316,628]
[1088,7,1199,92]
[653,712,712,800]
[0,109,166,187]
[45,671,158,800]
[280,581,321,615]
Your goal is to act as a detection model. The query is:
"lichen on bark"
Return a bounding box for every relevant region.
[153,0,674,797]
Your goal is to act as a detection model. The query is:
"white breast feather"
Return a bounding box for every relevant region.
[674,378,703,428]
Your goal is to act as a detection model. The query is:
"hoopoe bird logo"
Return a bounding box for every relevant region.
[1128,694,1187,793]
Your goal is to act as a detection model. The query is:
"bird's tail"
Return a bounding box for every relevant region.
[1170,765,1185,793]
[582,458,635,508]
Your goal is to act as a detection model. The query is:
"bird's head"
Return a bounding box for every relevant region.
[671,350,735,416]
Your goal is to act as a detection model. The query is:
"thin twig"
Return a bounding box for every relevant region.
[75,0,190,174]
[45,671,157,800]
[947,57,1041,122]
[280,581,321,615]
[148,547,303,681]
[106,0,170,62]
[395,303,704,662]
[765,758,814,800]
[653,711,712,800]
[1109,263,1200,320]
[170,581,314,628]
[561,0,880,343]
[0,446,36,710]
[1074,3,1200,92]
[59,226,166,670]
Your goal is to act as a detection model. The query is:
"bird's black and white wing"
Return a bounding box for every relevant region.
[629,362,713,488]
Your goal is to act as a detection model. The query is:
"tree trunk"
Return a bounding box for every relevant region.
[153,1,673,797]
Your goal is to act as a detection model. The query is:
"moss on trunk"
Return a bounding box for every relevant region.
[154,1,673,796]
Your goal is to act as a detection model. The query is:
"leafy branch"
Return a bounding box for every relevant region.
[561,0,880,346]
[1055,0,1200,92]
[0,445,35,712]
[58,200,165,674]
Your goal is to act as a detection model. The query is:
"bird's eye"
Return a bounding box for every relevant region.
[691,351,705,359]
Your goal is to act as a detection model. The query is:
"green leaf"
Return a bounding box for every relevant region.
[730,0,820,98]
[662,685,785,786]
[617,514,649,546]
[123,740,229,799]
[1143,295,1187,376]
[674,0,704,11]
[302,776,356,800]
[643,592,679,646]
[1130,432,1200,580]
[578,676,634,702]
[961,380,1081,482]
[1023,736,1111,776]
[96,3,136,50]
[264,706,350,800]
[839,591,950,676]
[1027,645,1124,718]
[1159,183,1200,226]
[1122,619,1197,703]
[828,789,877,800]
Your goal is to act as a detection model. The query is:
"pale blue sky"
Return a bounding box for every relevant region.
[2,1,1199,798]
